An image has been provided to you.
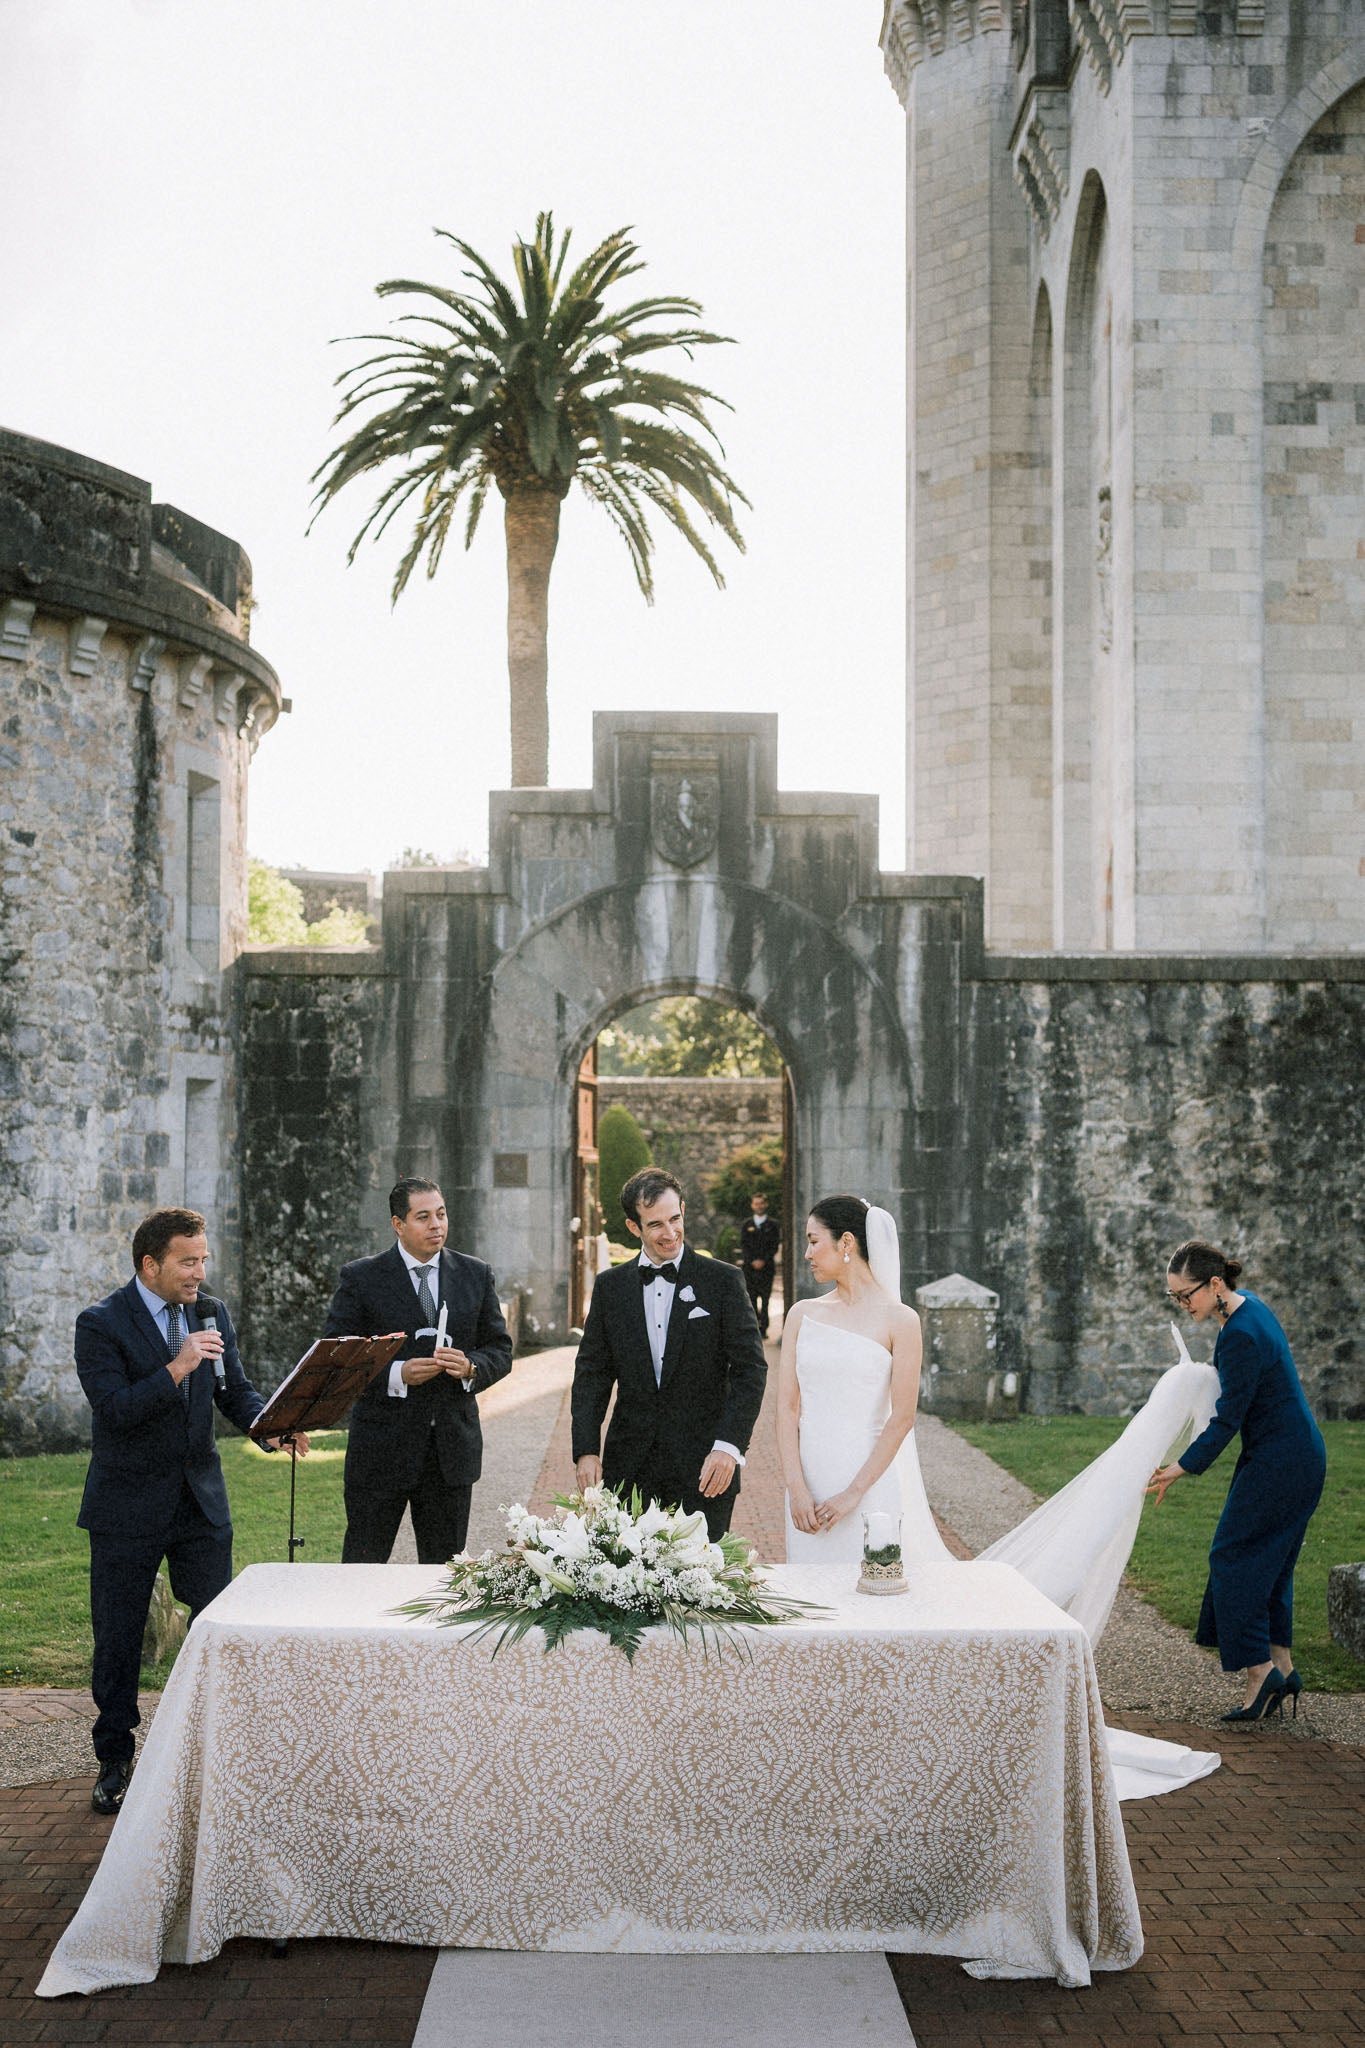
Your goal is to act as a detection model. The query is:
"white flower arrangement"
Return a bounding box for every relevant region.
[397,1486,819,1661]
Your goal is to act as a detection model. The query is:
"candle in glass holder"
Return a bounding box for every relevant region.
[865,1512,896,1554]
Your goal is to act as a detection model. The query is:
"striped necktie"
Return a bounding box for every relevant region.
[166,1305,188,1405]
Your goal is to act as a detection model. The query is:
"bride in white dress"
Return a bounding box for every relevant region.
[780,1194,1223,1798]
[779,1195,948,1567]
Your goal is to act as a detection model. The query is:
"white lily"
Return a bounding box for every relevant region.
[522,1550,577,1596]
[636,1501,674,1540]
[550,1510,593,1564]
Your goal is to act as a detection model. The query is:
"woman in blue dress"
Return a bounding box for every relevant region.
[1148,1239,1326,1722]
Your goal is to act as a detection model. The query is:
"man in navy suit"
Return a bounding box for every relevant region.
[324,1178,513,1565]
[75,1207,304,1815]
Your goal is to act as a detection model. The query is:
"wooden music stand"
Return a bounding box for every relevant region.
[250,1333,405,1560]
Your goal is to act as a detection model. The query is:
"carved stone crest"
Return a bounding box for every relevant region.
[649,752,720,869]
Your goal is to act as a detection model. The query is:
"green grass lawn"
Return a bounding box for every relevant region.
[0,1432,351,1690]
[950,1416,1365,1693]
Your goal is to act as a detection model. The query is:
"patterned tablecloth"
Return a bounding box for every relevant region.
[38,1559,1141,1995]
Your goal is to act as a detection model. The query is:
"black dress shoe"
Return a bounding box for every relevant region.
[91,1759,132,1815]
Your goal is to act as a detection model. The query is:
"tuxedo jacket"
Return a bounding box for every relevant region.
[325,1244,512,1491]
[74,1280,265,1539]
[571,1247,767,1493]
[740,1214,781,1273]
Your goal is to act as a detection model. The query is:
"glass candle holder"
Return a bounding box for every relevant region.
[858,1510,907,1595]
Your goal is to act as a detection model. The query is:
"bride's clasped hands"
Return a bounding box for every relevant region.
[778,1196,927,1558]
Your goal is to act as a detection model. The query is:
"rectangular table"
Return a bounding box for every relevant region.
[39,1559,1141,1995]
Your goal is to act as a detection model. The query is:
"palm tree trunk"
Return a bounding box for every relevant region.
[504,487,561,786]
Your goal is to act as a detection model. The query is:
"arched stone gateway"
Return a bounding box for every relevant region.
[241,707,1365,1420]
[381,712,978,1347]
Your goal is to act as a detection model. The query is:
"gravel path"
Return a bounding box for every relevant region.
[916,1413,1365,1743]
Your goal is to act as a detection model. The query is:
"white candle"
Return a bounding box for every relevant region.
[435,1303,448,1348]
[866,1512,896,1552]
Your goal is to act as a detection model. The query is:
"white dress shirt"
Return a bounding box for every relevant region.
[386,1244,457,1397]
[636,1251,743,1468]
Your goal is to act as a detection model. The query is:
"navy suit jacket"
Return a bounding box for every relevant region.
[570,1247,767,1492]
[324,1244,512,1491]
[75,1280,266,1538]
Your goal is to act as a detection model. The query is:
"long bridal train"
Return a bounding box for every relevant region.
[976,1330,1222,1799]
[785,1205,1222,1800]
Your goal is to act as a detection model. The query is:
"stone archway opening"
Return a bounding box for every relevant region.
[570,992,795,1336]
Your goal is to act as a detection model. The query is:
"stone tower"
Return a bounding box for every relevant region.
[881,1,1365,954]
[0,429,285,1448]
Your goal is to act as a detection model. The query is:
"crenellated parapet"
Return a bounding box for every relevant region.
[879,0,1006,106]
[0,428,284,751]
[1012,83,1071,233]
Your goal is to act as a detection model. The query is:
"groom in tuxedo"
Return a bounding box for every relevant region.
[572,1168,767,1539]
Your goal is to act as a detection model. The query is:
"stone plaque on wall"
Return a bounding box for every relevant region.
[649,751,720,868]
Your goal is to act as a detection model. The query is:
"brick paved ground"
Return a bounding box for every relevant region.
[6,1719,1361,2047]
[1,1780,437,2042]
[891,1715,1365,2048]
[6,1330,1362,2045]
[0,1694,95,1733]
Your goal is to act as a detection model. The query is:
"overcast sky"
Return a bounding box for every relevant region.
[2,0,906,874]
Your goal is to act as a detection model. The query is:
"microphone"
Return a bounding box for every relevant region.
[197,1296,226,1387]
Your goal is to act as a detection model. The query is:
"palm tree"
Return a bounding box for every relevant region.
[310,214,748,786]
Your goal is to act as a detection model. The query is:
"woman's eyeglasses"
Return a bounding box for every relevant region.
[1166,1278,1208,1308]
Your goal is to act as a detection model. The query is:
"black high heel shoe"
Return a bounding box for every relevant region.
[1283,1668,1303,1718]
[1221,1668,1289,1723]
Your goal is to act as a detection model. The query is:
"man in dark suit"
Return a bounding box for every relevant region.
[75,1207,303,1815]
[739,1192,782,1337]
[572,1168,767,1540]
[325,1178,513,1565]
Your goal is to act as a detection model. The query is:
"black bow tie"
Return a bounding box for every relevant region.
[640,1260,679,1286]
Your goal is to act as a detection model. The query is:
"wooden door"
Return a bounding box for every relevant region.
[570,1042,600,1329]
[781,1064,796,1318]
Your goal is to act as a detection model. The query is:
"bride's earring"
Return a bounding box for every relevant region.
[843,1250,851,1264]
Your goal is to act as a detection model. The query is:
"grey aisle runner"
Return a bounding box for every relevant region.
[413,1952,915,2047]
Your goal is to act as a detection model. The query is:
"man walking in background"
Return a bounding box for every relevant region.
[326,1178,512,1564]
[740,1190,781,1338]
[75,1207,302,1816]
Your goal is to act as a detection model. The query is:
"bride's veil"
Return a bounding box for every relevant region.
[864,1204,902,1301]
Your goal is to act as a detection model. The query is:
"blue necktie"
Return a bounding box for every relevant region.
[166,1305,188,1405]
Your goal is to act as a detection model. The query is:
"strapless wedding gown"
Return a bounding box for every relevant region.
[785,1313,1223,1801]
[785,1317,952,1567]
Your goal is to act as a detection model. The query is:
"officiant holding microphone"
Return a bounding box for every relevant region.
[325,1178,512,1564]
[75,1207,306,1816]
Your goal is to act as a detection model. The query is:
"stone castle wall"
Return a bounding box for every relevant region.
[236,956,387,1388]
[972,966,1365,1418]
[596,1076,783,1250]
[883,1,1365,954]
[0,430,284,1450]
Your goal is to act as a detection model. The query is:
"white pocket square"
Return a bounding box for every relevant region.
[688,1305,710,1320]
